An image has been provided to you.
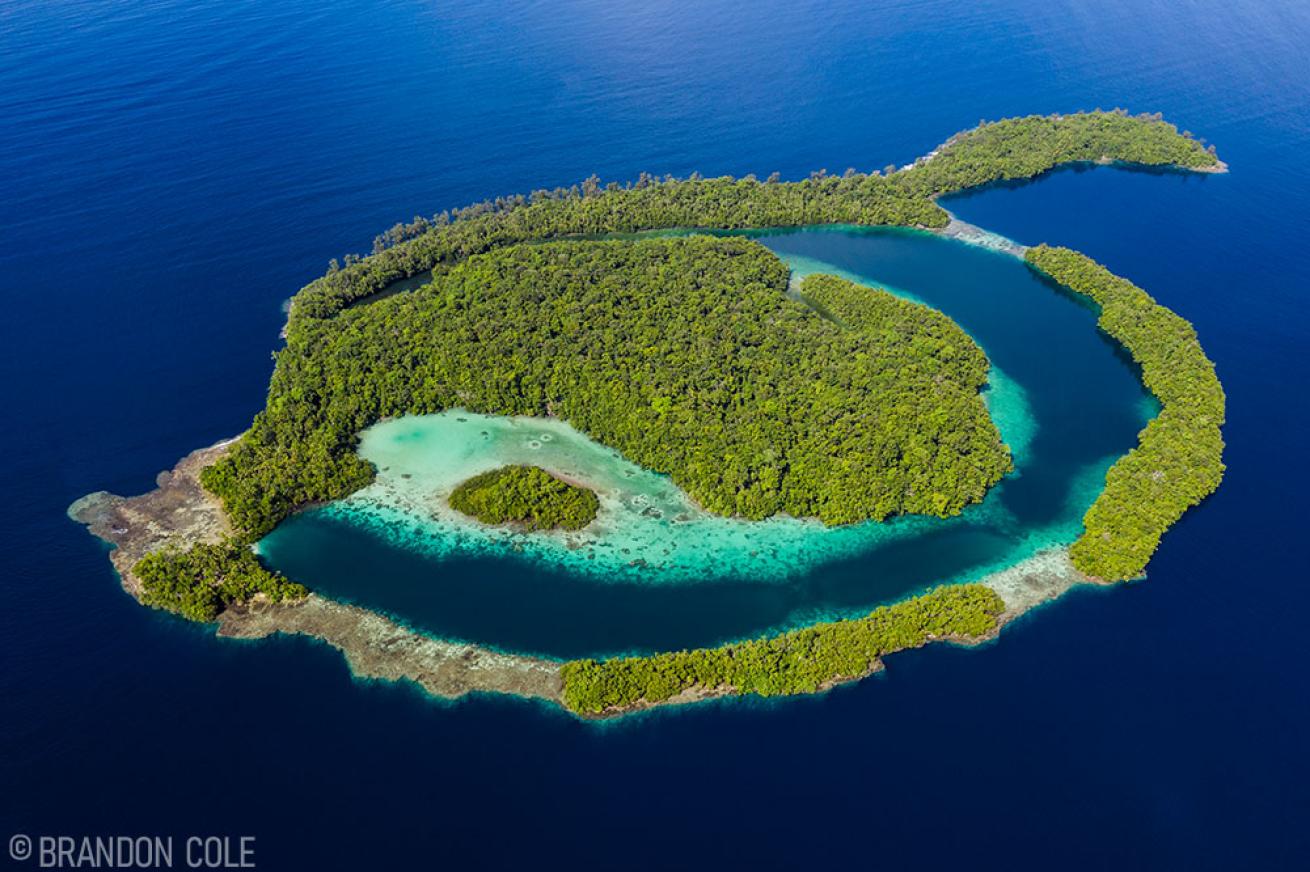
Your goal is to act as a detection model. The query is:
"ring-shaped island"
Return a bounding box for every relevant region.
[70,110,1227,718]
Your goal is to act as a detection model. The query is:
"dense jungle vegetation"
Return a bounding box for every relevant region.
[449,465,599,531]
[560,583,1006,714]
[134,540,308,622]
[1025,246,1225,581]
[203,236,1011,536]
[290,111,1217,323]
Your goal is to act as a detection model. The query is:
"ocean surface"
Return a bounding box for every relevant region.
[3,1,1309,868]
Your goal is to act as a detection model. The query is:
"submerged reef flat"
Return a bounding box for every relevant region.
[68,439,236,598]
[937,217,1028,257]
[217,595,561,702]
[70,110,1227,718]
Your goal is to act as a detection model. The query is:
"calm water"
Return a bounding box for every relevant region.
[4,1,1309,868]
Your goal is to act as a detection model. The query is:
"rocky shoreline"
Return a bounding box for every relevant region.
[217,594,561,702]
[67,440,563,703]
[67,438,237,598]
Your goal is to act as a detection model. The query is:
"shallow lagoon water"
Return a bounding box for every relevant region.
[271,407,1018,584]
[257,228,1151,657]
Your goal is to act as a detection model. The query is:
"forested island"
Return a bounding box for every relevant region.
[69,109,1227,718]
[449,465,599,531]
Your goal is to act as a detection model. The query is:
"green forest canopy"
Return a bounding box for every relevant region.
[135,540,308,622]
[202,236,1011,536]
[449,465,600,531]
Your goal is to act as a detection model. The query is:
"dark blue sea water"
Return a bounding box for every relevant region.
[4,1,1309,868]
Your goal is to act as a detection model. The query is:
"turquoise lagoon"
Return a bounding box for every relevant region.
[257,228,1152,658]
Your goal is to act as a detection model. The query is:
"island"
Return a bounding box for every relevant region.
[449,465,600,531]
[69,110,1228,718]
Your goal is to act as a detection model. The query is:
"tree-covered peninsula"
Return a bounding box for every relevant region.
[1024,246,1226,581]
[292,111,1217,322]
[449,466,599,531]
[202,236,1011,536]
[561,583,1006,715]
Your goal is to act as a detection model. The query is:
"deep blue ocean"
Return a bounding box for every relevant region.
[3,1,1309,868]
